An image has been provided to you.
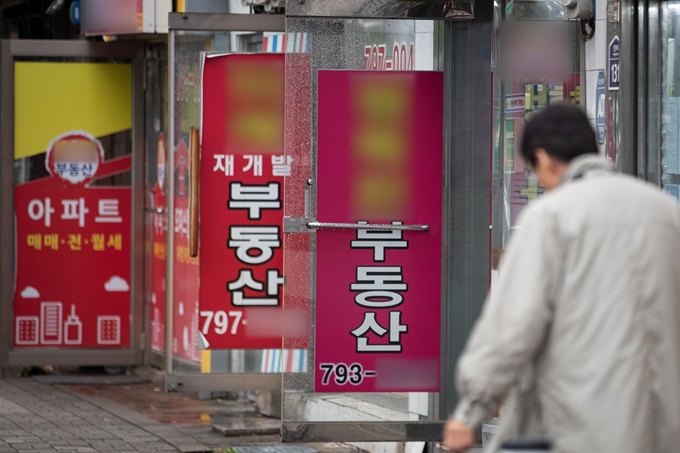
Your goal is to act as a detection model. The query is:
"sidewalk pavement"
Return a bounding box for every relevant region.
[0,375,353,453]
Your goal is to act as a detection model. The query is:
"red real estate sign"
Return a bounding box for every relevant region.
[200,53,306,350]
[14,131,132,348]
[314,71,443,392]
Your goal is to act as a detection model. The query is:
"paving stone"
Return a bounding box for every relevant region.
[0,379,183,453]
[0,376,356,453]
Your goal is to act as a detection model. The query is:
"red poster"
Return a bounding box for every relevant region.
[150,133,167,353]
[315,71,443,392]
[172,140,200,361]
[200,54,306,350]
[14,131,132,348]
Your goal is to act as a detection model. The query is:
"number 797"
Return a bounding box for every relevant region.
[200,310,243,335]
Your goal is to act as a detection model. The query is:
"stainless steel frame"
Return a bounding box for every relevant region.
[0,41,12,370]
[637,0,663,185]
[282,421,445,442]
[168,13,285,32]
[285,0,474,20]
[647,0,662,185]
[438,19,493,421]
[167,372,282,392]
[131,43,147,367]
[615,0,664,182]
[165,30,176,377]
[0,40,144,368]
[306,222,429,231]
[637,0,648,179]
[617,0,638,174]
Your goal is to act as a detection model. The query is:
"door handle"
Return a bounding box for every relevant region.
[306,221,429,231]
[189,127,200,258]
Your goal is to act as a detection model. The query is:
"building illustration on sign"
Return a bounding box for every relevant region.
[64,305,83,345]
[15,280,126,347]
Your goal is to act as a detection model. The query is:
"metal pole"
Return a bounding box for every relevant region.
[618,0,638,175]
[132,44,146,363]
[165,31,176,377]
[439,19,493,420]
[0,41,14,368]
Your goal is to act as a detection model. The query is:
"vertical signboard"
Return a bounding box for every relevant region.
[14,132,132,348]
[200,54,305,350]
[608,36,620,91]
[314,71,443,392]
[596,70,606,145]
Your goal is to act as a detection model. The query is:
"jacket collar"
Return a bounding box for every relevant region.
[560,154,613,185]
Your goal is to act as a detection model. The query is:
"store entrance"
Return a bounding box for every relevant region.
[0,40,144,369]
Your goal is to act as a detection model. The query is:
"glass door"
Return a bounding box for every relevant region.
[164,13,293,399]
[0,40,144,368]
[281,13,447,444]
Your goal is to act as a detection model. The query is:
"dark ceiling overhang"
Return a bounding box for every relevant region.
[0,0,28,10]
[286,0,475,19]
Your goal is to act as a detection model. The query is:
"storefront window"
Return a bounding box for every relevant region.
[492,18,581,274]
[661,1,680,201]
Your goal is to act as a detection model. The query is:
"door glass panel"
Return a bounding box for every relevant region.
[171,31,227,371]
[495,20,581,253]
[660,2,680,201]
[169,30,297,376]
[146,44,169,357]
[283,17,442,427]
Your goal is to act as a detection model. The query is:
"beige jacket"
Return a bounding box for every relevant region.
[453,155,680,453]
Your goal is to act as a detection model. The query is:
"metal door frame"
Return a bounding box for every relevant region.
[165,13,287,392]
[277,1,494,442]
[143,41,171,373]
[0,40,145,368]
[614,0,666,180]
[634,0,664,185]
[612,0,638,175]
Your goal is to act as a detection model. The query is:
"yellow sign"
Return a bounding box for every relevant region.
[14,62,132,160]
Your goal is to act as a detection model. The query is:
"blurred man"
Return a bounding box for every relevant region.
[443,104,680,453]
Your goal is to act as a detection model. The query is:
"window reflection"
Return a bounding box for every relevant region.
[661,2,680,201]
